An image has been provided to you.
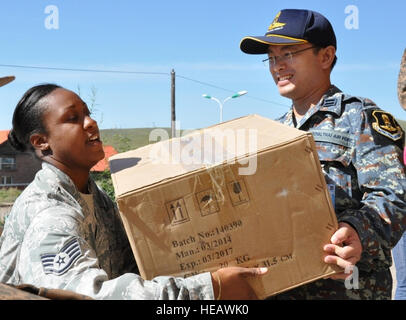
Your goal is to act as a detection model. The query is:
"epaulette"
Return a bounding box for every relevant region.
[342,94,363,104]
[362,98,378,109]
[342,94,378,111]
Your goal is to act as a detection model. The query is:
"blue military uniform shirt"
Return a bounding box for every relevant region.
[274,85,406,299]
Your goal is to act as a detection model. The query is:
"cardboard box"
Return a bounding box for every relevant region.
[109,114,338,299]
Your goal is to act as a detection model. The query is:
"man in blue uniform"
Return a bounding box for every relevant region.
[240,9,406,299]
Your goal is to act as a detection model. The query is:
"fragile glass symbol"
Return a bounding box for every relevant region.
[232,182,243,201]
[227,180,249,206]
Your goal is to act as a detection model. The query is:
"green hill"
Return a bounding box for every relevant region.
[101,119,406,153]
[100,128,193,152]
[100,128,169,153]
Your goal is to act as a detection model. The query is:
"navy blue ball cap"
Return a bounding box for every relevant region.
[240,9,337,54]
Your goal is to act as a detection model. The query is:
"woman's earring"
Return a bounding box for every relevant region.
[41,146,52,157]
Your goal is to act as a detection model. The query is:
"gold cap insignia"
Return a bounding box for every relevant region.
[268,11,286,32]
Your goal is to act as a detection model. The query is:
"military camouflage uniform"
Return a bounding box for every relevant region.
[0,162,214,300]
[398,49,406,110]
[273,85,406,299]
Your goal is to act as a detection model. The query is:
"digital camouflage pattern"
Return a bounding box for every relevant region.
[399,49,406,110]
[0,162,214,300]
[273,85,406,300]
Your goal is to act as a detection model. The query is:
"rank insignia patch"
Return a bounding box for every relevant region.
[40,238,82,276]
[371,110,403,141]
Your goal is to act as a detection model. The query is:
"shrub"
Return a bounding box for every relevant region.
[90,170,115,201]
[0,188,22,203]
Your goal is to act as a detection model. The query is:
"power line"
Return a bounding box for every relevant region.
[0,63,169,76]
[176,74,237,94]
[0,63,290,109]
[176,74,290,109]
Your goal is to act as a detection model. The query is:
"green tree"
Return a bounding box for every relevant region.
[91,170,115,201]
[0,188,21,203]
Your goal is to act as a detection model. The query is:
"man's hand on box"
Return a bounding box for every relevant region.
[211,266,268,300]
[323,222,362,280]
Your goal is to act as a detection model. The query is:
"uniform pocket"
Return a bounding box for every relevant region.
[318,143,353,164]
[313,132,354,166]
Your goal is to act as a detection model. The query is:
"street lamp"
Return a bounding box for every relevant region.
[202,90,248,123]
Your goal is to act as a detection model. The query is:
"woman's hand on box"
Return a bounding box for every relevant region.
[211,266,268,300]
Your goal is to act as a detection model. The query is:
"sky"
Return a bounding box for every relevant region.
[0,0,405,131]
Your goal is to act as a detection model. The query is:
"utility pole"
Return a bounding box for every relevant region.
[171,69,176,138]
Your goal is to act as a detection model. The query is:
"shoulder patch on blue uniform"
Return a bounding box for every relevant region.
[40,238,82,276]
[371,110,403,141]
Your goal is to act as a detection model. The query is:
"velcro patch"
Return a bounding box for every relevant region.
[40,238,82,276]
[371,110,403,141]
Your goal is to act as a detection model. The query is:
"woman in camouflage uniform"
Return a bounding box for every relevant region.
[0,84,267,300]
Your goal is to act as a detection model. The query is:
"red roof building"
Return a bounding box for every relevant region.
[0,130,42,188]
[0,130,9,144]
[91,145,118,172]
